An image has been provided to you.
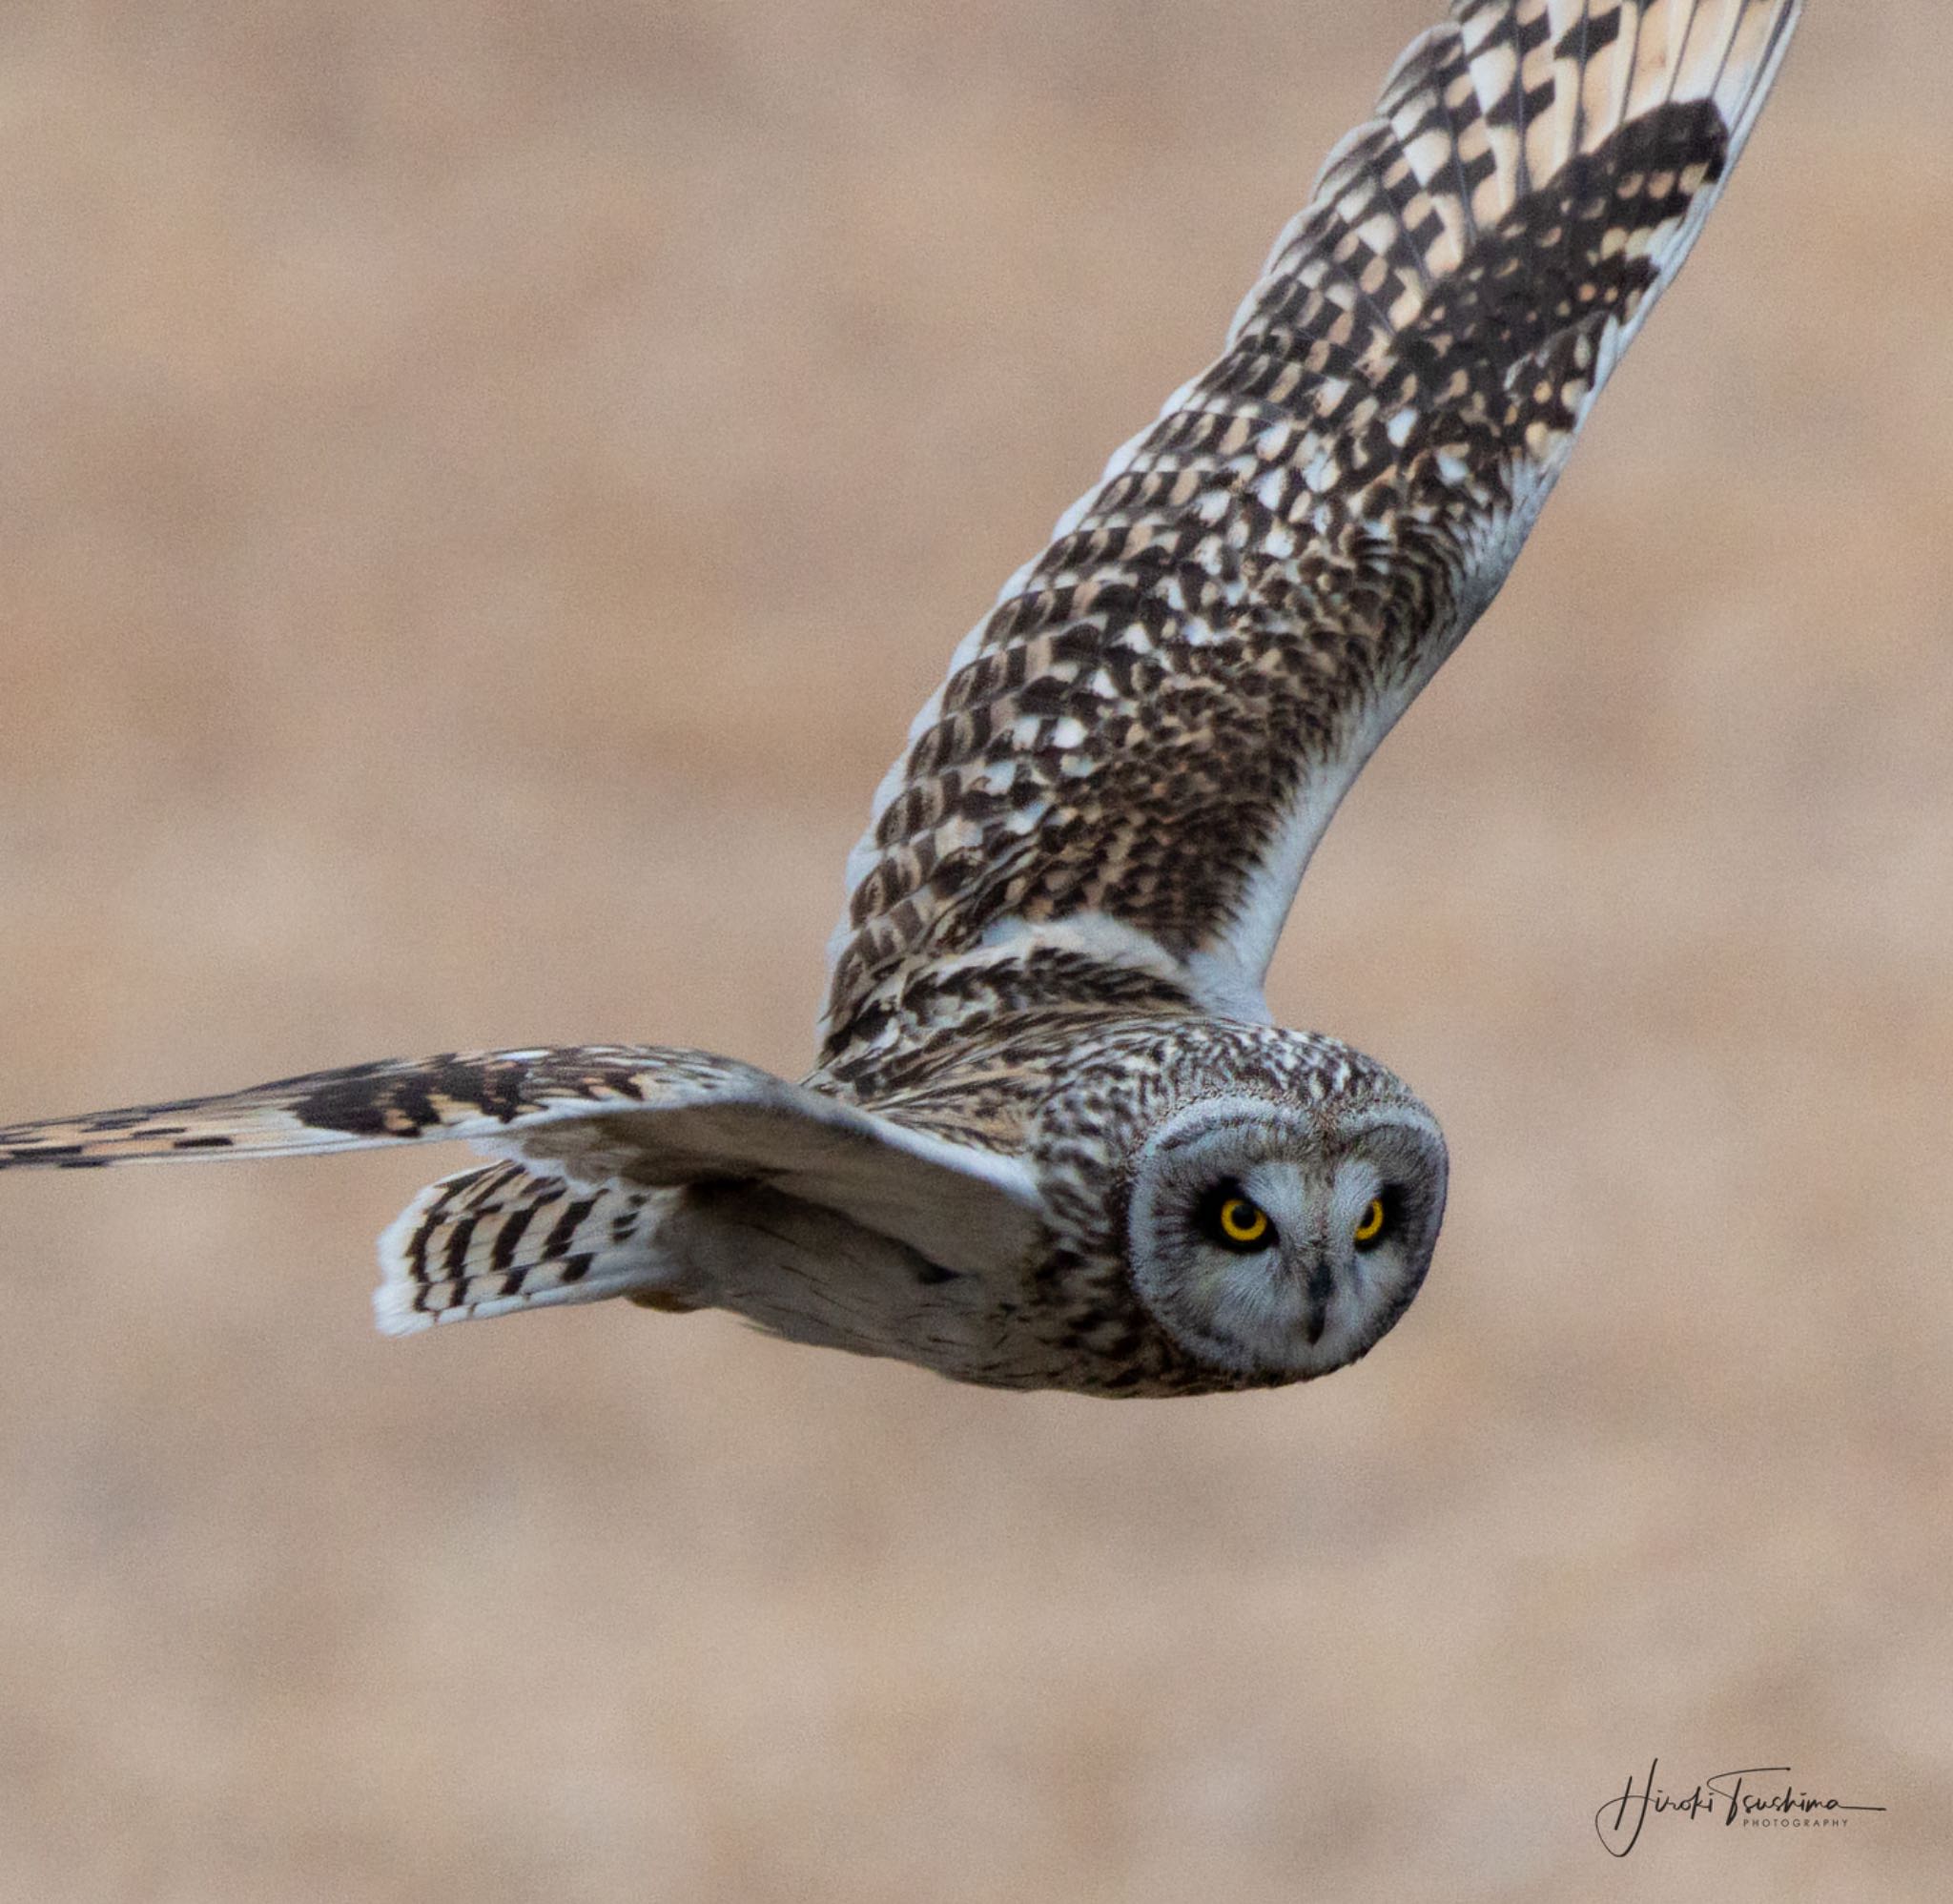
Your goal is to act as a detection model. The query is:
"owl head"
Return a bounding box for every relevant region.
[1117,1037,1448,1384]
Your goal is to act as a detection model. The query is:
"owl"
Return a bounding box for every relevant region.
[0,1,1801,1397]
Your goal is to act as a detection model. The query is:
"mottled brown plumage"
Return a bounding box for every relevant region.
[0,2,1799,1396]
[828,0,1799,1050]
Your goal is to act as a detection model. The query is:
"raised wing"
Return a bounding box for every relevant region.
[0,1046,1046,1296]
[826,0,1800,1050]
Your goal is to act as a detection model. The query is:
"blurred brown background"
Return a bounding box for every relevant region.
[1,2,1948,1897]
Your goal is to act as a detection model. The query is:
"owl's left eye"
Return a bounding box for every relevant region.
[1198,1186,1277,1253]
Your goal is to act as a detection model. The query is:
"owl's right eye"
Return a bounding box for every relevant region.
[1196,1186,1278,1253]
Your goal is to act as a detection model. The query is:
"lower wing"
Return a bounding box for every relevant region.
[0,1046,1046,1329]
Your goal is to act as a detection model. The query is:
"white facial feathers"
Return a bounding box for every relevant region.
[1124,1095,1447,1381]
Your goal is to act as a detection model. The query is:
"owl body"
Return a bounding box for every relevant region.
[791,993,1435,1397]
[0,1,1802,1398]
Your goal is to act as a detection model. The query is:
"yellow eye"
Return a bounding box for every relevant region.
[1353,1197,1388,1250]
[1197,1186,1281,1253]
[1218,1197,1271,1246]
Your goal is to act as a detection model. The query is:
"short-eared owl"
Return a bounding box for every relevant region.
[0,2,1801,1396]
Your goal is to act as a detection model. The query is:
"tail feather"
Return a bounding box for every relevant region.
[374,1159,688,1335]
